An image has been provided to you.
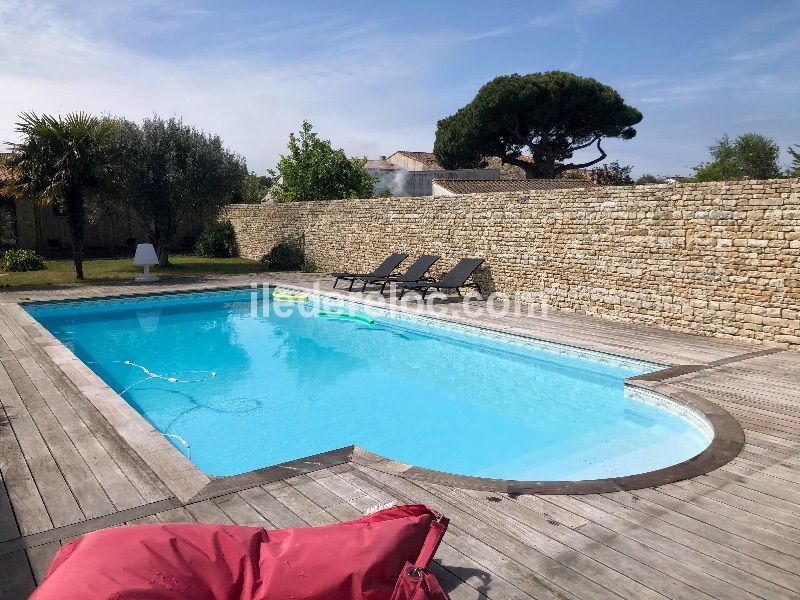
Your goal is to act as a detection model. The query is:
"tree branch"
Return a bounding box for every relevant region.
[571,136,601,152]
[558,138,607,173]
[507,123,528,146]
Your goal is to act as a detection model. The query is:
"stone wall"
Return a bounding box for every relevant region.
[225,179,800,348]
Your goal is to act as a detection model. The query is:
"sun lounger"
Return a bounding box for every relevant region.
[398,258,485,299]
[357,255,440,292]
[332,253,408,291]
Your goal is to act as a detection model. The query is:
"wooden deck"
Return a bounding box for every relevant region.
[1,273,799,599]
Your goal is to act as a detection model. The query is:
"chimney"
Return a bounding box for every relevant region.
[379,155,386,161]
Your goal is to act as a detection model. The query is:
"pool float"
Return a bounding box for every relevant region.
[272,290,308,302]
[319,309,375,324]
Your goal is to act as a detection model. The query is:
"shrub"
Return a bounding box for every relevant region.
[1,248,47,272]
[195,220,238,258]
[300,261,319,273]
[635,174,663,184]
[591,161,634,185]
[263,241,304,271]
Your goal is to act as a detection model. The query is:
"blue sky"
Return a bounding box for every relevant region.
[1,0,799,177]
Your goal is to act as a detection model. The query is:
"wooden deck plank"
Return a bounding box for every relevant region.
[155,506,196,524]
[350,465,647,600]
[0,306,172,505]
[184,500,234,525]
[635,485,800,557]
[0,404,53,541]
[304,468,372,505]
[0,550,36,599]
[2,275,800,600]
[604,490,800,591]
[0,362,84,529]
[712,462,800,505]
[431,540,541,600]
[26,541,60,584]
[658,481,800,541]
[263,480,337,527]
[303,469,545,600]
[545,493,794,600]
[14,353,147,512]
[0,475,21,543]
[724,454,800,486]
[335,470,397,506]
[671,477,800,531]
[237,485,308,528]
[3,357,116,520]
[436,484,712,600]
[39,366,172,505]
[510,492,590,529]
[282,473,348,509]
[700,469,800,512]
[125,515,160,525]
[430,560,490,600]
[213,493,272,528]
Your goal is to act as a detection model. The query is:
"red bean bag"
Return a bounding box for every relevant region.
[30,503,448,600]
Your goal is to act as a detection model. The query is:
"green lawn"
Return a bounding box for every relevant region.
[0,255,269,288]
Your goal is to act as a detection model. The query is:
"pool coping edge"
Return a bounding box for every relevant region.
[7,281,746,499]
[347,380,744,495]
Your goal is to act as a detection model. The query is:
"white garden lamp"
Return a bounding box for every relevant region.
[133,243,160,282]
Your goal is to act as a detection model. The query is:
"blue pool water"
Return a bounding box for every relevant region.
[26,289,711,481]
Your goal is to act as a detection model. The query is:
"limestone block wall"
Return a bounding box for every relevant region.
[225,179,800,348]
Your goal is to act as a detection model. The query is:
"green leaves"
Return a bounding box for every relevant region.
[238,172,273,203]
[1,248,47,272]
[787,145,800,177]
[271,121,376,202]
[434,71,642,178]
[5,112,118,204]
[195,220,238,258]
[115,116,247,265]
[4,111,120,278]
[693,133,782,181]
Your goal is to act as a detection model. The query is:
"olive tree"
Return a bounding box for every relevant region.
[116,116,247,265]
[434,71,643,179]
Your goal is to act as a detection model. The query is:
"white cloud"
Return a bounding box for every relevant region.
[2,0,797,181]
[731,36,800,62]
[570,0,623,16]
[461,12,560,42]
[0,1,452,172]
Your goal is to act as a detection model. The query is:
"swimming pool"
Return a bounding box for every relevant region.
[26,288,712,481]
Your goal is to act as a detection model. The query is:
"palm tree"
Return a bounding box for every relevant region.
[5,112,118,279]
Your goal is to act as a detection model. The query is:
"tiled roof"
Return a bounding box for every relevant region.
[364,158,398,170]
[432,178,595,195]
[393,151,442,169]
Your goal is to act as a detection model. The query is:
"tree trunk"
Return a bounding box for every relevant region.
[156,239,171,267]
[157,214,177,267]
[148,222,171,267]
[507,151,558,179]
[64,186,86,280]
